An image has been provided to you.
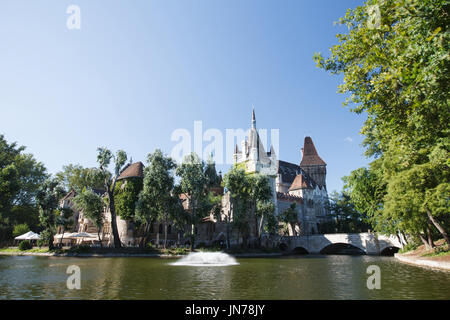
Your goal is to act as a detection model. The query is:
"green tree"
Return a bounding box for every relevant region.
[96,147,128,248]
[315,0,449,244]
[13,223,29,237]
[279,203,299,236]
[222,166,274,247]
[73,188,106,247]
[136,149,178,249]
[176,152,219,250]
[36,178,65,250]
[0,134,47,237]
[56,164,107,193]
[55,207,74,246]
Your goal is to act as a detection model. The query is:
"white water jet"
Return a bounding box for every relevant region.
[170,252,239,266]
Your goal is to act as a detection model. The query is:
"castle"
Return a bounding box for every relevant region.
[56,110,331,247]
[228,109,330,236]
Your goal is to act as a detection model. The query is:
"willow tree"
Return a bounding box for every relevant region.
[315,0,449,243]
[96,148,127,248]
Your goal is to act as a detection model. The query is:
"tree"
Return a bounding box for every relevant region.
[222,166,275,247]
[326,191,371,233]
[0,134,47,235]
[56,164,107,193]
[36,178,65,250]
[176,152,219,250]
[73,188,106,247]
[279,203,299,236]
[136,149,178,248]
[315,0,449,244]
[55,207,74,246]
[96,147,128,248]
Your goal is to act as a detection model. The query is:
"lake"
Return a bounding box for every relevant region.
[0,255,449,299]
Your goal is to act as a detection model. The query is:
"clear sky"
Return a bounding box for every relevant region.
[0,0,369,194]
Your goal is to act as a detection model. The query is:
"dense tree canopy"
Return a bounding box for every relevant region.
[0,134,47,241]
[316,0,449,245]
[56,164,107,193]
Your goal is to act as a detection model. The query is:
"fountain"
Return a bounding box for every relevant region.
[170,252,239,266]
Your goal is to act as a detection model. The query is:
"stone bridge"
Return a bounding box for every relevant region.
[279,232,403,255]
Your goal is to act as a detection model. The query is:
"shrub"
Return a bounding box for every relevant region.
[19,240,32,251]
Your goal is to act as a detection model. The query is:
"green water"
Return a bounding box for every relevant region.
[0,255,449,299]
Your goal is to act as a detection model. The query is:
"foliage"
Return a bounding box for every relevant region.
[326,191,372,233]
[0,134,47,234]
[136,149,179,248]
[18,240,32,251]
[279,203,299,236]
[315,0,449,243]
[13,223,29,237]
[115,177,143,220]
[222,166,275,245]
[36,178,65,250]
[176,152,220,249]
[73,188,105,245]
[56,164,107,193]
[96,147,128,248]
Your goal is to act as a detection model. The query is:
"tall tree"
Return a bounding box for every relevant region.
[222,166,274,247]
[96,147,128,248]
[0,134,47,235]
[55,207,74,246]
[315,0,449,244]
[73,188,106,247]
[176,152,218,250]
[36,178,65,250]
[136,149,178,249]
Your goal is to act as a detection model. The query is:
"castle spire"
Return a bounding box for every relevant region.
[300,136,326,166]
[251,105,256,129]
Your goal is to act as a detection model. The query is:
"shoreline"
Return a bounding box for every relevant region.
[394,253,450,271]
[0,250,284,258]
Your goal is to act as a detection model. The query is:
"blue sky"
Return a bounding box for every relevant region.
[0,0,369,194]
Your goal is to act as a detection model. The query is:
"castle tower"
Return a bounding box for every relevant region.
[299,137,327,188]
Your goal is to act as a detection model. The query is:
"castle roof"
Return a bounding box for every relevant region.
[289,174,313,191]
[300,136,326,167]
[277,192,303,204]
[117,162,144,180]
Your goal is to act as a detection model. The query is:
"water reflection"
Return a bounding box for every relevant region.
[0,255,449,299]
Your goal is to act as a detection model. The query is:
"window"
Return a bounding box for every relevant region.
[159,224,163,234]
[167,225,172,235]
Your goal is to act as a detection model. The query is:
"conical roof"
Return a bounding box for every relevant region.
[300,137,326,166]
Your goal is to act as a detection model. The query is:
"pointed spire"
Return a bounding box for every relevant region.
[300,136,326,166]
[251,105,256,129]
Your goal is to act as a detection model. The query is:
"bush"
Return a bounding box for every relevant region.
[19,240,32,251]
[399,241,419,253]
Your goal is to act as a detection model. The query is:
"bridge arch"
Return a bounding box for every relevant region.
[380,246,400,256]
[319,243,366,255]
[292,247,309,255]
